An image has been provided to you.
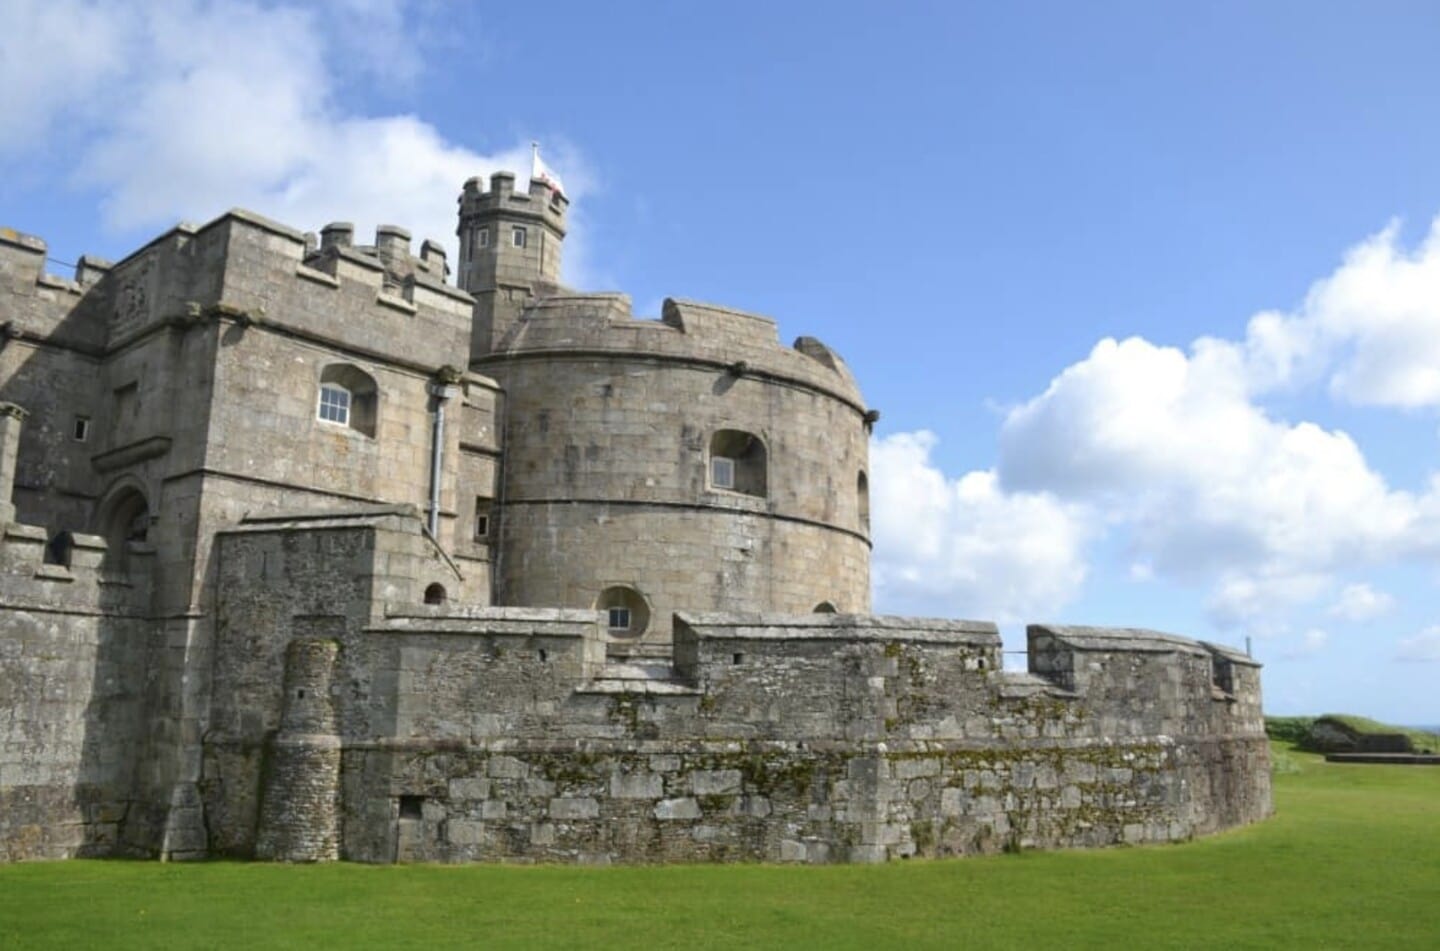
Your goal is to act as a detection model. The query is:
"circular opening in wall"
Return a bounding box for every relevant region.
[596,585,650,638]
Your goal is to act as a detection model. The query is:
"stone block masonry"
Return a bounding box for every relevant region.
[0,173,1271,865]
[199,515,1269,865]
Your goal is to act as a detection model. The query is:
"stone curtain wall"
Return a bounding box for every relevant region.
[0,518,151,860]
[332,616,1267,864]
[206,517,1269,865]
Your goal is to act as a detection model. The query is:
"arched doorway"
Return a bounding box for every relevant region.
[96,485,149,571]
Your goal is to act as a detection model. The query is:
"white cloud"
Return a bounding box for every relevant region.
[1233,219,1440,409]
[870,431,1090,624]
[1396,626,1440,662]
[872,217,1440,632]
[0,0,595,283]
[1327,583,1396,622]
[996,329,1439,628]
[1281,628,1330,659]
[1205,571,1331,634]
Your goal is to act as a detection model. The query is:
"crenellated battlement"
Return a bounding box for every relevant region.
[0,227,85,298]
[0,520,152,614]
[0,227,104,353]
[490,292,864,407]
[0,401,152,613]
[458,171,569,236]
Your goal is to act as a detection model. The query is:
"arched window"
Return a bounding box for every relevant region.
[596,585,650,637]
[423,583,447,605]
[857,470,870,533]
[813,601,838,614]
[709,429,767,498]
[317,364,378,437]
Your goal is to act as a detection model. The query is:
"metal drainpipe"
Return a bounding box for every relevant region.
[428,383,452,538]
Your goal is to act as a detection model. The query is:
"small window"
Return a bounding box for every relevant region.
[476,227,490,249]
[45,531,74,567]
[512,226,527,248]
[474,498,492,540]
[708,429,767,497]
[317,364,378,437]
[318,383,351,425]
[398,795,424,820]
[72,416,90,442]
[711,456,735,490]
[813,601,838,614]
[857,470,870,532]
[596,585,650,638]
[424,583,447,605]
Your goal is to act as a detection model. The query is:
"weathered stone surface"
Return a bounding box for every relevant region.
[0,185,1271,868]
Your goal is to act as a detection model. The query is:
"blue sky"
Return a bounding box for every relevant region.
[4,0,1440,723]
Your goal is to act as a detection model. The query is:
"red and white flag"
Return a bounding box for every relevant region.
[531,143,567,198]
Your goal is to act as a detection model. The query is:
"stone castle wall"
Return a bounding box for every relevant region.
[1,190,1273,868]
[0,498,153,860]
[200,515,1269,865]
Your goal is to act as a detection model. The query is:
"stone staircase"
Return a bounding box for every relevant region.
[584,656,698,695]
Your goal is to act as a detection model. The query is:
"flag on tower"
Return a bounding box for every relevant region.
[531,142,567,198]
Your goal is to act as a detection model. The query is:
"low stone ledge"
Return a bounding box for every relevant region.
[675,612,999,645]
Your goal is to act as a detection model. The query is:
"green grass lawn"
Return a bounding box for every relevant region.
[2,746,1436,950]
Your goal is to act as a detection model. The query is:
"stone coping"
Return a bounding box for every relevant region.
[228,503,421,530]
[1030,624,1259,666]
[676,613,999,645]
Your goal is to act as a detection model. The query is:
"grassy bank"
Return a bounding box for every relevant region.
[2,746,1436,949]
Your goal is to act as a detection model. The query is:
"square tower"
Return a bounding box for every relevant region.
[457,171,568,357]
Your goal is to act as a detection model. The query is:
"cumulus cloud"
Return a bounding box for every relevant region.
[868,217,1440,630]
[1327,583,1396,622]
[1231,219,1440,409]
[0,0,594,281]
[870,218,1440,632]
[870,431,1090,624]
[996,325,1440,628]
[1396,627,1440,662]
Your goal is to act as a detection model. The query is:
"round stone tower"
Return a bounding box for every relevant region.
[459,175,872,654]
[455,170,869,651]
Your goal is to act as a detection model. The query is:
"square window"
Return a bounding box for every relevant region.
[512,226,527,248]
[72,416,90,442]
[398,795,424,820]
[318,383,351,425]
[711,456,735,490]
[608,607,631,630]
[476,228,490,249]
[474,497,492,540]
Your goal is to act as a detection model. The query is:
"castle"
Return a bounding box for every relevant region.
[0,171,1270,864]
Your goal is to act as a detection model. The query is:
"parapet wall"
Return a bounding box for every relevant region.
[0,516,152,860]
[488,293,863,408]
[201,515,1269,864]
[334,612,1267,864]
